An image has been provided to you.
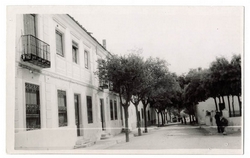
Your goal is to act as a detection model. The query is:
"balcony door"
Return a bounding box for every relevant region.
[23,14,38,57]
[100,99,106,131]
[24,14,36,37]
[74,94,81,136]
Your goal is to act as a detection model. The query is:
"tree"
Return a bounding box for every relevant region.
[209,57,231,112]
[149,70,177,126]
[97,53,145,142]
[183,68,209,124]
[229,54,241,116]
[140,57,170,131]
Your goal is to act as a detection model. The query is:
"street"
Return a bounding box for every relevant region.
[101,124,242,150]
[107,124,241,150]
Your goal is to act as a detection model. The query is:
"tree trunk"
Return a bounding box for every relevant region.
[218,96,222,104]
[221,96,225,105]
[237,95,241,116]
[232,95,235,117]
[165,111,168,124]
[123,105,129,142]
[194,115,198,124]
[135,105,141,136]
[157,112,160,127]
[189,114,192,124]
[218,97,222,112]
[213,97,218,111]
[161,111,164,125]
[163,111,166,125]
[161,111,164,126]
[143,105,148,133]
[227,95,231,117]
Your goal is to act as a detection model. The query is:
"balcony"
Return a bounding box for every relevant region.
[99,80,109,89]
[21,35,51,68]
[99,80,114,92]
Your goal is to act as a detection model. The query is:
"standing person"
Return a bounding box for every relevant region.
[214,111,222,133]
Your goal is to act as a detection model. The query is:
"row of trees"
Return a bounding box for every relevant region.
[97,51,181,142]
[181,54,241,120]
[97,51,241,142]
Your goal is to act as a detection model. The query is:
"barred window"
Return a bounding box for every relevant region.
[25,83,40,131]
[87,96,93,123]
[58,90,67,127]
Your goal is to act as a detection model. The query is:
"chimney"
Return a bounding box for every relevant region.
[102,39,106,49]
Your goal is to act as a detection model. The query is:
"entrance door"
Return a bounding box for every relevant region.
[74,94,81,136]
[100,99,106,131]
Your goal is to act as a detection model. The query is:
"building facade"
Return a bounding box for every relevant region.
[196,97,242,131]
[15,14,125,149]
[15,14,158,150]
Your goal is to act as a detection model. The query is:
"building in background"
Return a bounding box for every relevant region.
[196,97,241,131]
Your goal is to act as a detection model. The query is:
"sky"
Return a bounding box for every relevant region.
[71,6,243,75]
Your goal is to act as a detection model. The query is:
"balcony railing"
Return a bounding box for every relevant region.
[21,34,51,68]
[99,80,114,91]
[99,80,109,89]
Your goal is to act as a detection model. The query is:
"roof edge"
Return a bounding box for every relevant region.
[66,14,113,57]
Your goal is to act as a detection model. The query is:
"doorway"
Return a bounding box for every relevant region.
[100,99,106,131]
[74,94,81,136]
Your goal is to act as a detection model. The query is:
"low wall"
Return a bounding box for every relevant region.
[227,117,242,132]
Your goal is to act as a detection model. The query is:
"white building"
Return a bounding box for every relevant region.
[15,14,125,149]
[196,97,242,131]
[14,14,158,150]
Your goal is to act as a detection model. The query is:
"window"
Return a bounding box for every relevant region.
[58,90,67,127]
[148,110,150,121]
[110,100,114,120]
[23,14,36,36]
[72,41,78,64]
[141,108,144,119]
[120,104,123,119]
[84,50,89,69]
[56,30,64,56]
[114,100,118,120]
[25,83,40,131]
[87,96,93,123]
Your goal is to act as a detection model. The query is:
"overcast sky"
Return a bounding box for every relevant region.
[71,6,243,75]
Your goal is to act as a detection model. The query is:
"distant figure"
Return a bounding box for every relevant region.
[220,116,229,135]
[214,112,222,133]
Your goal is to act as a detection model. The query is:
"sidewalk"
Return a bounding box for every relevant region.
[76,125,159,150]
[200,125,241,136]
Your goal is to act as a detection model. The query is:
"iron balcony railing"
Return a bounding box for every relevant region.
[21,34,51,68]
[99,79,109,89]
[99,79,114,91]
